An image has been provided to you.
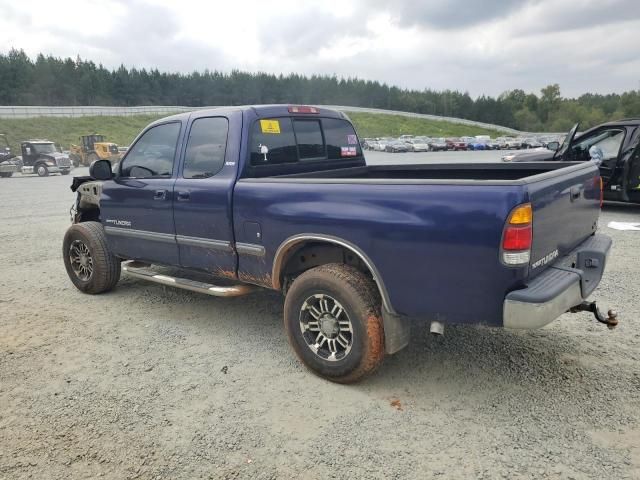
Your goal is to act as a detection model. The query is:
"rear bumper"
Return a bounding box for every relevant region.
[503,234,612,329]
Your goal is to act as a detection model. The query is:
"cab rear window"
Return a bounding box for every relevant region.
[249,117,360,166]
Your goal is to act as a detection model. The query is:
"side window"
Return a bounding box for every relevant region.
[571,129,625,161]
[183,117,229,178]
[250,118,297,165]
[293,119,325,159]
[121,122,181,178]
[323,118,362,159]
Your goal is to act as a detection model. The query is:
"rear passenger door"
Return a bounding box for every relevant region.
[173,114,239,276]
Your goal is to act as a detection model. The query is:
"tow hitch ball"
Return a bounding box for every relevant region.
[570,301,619,329]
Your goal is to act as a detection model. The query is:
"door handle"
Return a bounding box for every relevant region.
[570,186,582,201]
[176,191,190,201]
[153,189,168,200]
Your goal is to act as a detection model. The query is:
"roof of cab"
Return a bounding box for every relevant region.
[147,104,347,127]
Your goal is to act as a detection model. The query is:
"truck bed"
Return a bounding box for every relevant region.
[255,162,585,183]
[235,160,601,324]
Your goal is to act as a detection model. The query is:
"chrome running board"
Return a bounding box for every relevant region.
[122,261,253,297]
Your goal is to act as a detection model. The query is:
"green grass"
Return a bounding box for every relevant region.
[346,112,503,138]
[0,111,504,154]
[0,115,164,153]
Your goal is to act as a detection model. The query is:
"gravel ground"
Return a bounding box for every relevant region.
[1,159,639,480]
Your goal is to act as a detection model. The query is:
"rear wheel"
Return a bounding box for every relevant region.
[63,221,121,294]
[284,264,385,383]
[0,172,12,178]
[61,170,70,175]
[36,164,49,177]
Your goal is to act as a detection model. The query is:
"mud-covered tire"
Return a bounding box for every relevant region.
[63,221,121,294]
[284,263,385,383]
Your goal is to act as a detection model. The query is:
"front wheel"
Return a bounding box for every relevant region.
[61,170,70,175]
[284,264,385,383]
[0,172,12,178]
[36,164,49,177]
[63,221,121,294]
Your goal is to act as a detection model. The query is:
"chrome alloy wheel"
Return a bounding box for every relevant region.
[69,240,93,281]
[299,294,353,361]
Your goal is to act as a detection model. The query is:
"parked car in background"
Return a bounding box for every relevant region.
[485,139,501,150]
[522,137,543,149]
[505,138,523,149]
[405,139,430,152]
[504,119,640,204]
[429,138,448,151]
[495,137,509,149]
[446,138,468,151]
[373,139,388,151]
[385,140,408,153]
[467,139,487,151]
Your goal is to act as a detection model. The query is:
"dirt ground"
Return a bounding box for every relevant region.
[1,166,639,480]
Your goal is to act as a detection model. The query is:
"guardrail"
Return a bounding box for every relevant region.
[0,104,559,136]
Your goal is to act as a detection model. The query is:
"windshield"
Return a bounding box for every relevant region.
[31,143,56,154]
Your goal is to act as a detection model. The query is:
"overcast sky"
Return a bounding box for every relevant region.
[1,0,639,98]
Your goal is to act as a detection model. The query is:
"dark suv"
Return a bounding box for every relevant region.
[511,119,640,204]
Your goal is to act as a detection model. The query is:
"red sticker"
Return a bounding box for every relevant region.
[341,146,357,157]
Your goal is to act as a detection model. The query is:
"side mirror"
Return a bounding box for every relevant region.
[547,141,560,151]
[89,159,113,180]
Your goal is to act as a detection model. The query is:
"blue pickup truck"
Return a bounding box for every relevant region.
[64,105,616,382]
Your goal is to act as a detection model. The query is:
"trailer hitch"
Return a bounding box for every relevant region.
[570,301,618,329]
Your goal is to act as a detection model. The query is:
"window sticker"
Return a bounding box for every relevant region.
[260,119,281,134]
[341,146,357,157]
[347,134,358,145]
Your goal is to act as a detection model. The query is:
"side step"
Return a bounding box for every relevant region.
[121,261,254,297]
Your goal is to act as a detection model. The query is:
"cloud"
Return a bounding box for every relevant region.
[367,0,538,29]
[0,0,638,98]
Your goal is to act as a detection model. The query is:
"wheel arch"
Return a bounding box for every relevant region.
[272,234,396,315]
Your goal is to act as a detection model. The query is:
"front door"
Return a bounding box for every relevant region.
[101,121,183,265]
[173,114,238,276]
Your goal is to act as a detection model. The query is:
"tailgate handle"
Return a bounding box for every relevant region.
[570,186,582,201]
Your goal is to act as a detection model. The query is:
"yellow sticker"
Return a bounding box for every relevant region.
[260,119,281,134]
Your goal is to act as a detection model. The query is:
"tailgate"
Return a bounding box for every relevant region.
[528,163,601,278]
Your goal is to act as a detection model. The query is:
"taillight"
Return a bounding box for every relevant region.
[502,203,532,265]
[288,105,318,114]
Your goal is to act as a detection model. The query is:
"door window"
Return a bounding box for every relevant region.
[120,122,181,178]
[570,129,625,161]
[183,117,229,178]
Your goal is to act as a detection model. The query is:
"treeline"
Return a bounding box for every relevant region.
[1,49,639,132]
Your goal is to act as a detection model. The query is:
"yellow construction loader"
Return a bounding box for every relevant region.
[70,134,121,167]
